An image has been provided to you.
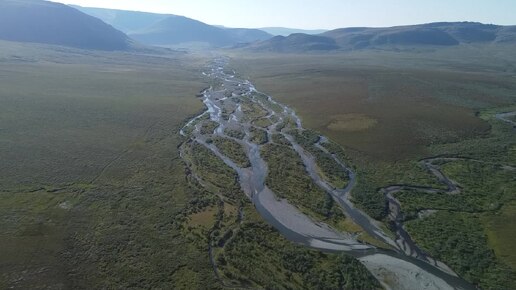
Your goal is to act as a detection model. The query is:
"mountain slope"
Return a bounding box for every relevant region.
[0,0,131,50]
[322,22,516,49]
[259,27,328,36]
[246,22,516,52]
[496,26,516,43]
[129,16,234,46]
[72,5,167,34]
[247,34,339,52]
[74,6,272,47]
[224,28,272,43]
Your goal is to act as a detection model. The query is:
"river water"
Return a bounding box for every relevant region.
[180,58,476,290]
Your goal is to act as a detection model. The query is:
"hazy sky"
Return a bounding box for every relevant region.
[56,0,516,29]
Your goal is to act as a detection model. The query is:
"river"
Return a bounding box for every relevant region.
[180,57,477,290]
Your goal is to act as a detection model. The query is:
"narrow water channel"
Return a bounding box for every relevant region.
[180,58,476,290]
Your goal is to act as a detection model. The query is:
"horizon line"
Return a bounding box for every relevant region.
[67,3,515,31]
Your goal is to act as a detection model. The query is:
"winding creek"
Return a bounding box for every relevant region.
[179,57,481,290]
[496,111,516,127]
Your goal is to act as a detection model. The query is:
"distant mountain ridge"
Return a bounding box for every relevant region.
[71,6,167,34]
[129,16,230,46]
[247,34,338,52]
[0,0,132,50]
[259,27,328,36]
[246,22,516,52]
[74,6,272,47]
[2,2,514,53]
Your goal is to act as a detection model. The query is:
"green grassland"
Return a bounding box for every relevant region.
[212,137,251,168]
[229,47,516,289]
[0,41,385,289]
[0,41,221,288]
[2,39,516,289]
[406,211,514,289]
[224,128,245,140]
[200,120,220,135]
[482,201,516,271]
[249,126,268,144]
[218,204,380,290]
[290,129,350,189]
[261,143,347,229]
[0,42,206,190]
[405,111,516,289]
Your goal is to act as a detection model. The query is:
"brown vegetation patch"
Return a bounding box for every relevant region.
[326,113,377,132]
[229,52,503,161]
[189,206,217,227]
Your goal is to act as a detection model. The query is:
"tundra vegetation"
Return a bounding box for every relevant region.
[1,39,515,289]
[231,48,516,289]
[0,42,381,289]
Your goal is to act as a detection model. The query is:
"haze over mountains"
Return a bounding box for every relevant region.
[0,0,132,51]
[74,6,272,47]
[247,22,516,52]
[1,0,515,52]
[258,27,328,36]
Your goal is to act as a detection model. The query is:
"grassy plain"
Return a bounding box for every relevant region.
[229,46,516,160]
[482,201,516,271]
[2,39,516,289]
[0,40,385,289]
[406,211,514,289]
[0,41,221,288]
[0,41,206,189]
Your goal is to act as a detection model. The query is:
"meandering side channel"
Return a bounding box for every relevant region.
[179,57,476,290]
[496,111,516,127]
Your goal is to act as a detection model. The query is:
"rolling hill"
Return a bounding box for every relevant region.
[128,16,235,46]
[321,22,512,49]
[74,6,272,47]
[72,5,168,34]
[129,16,271,47]
[259,27,328,36]
[225,28,274,43]
[246,34,339,52]
[245,22,516,52]
[0,0,132,50]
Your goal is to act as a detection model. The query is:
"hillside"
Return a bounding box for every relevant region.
[0,0,131,50]
[72,5,167,34]
[129,16,271,47]
[245,22,516,52]
[74,6,272,47]
[322,22,515,49]
[129,16,234,46]
[259,27,328,36]
[224,28,272,43]
[246,34,339,52]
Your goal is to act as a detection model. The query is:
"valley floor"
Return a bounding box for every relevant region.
[0,42,515,289]
[228,48,516,289]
